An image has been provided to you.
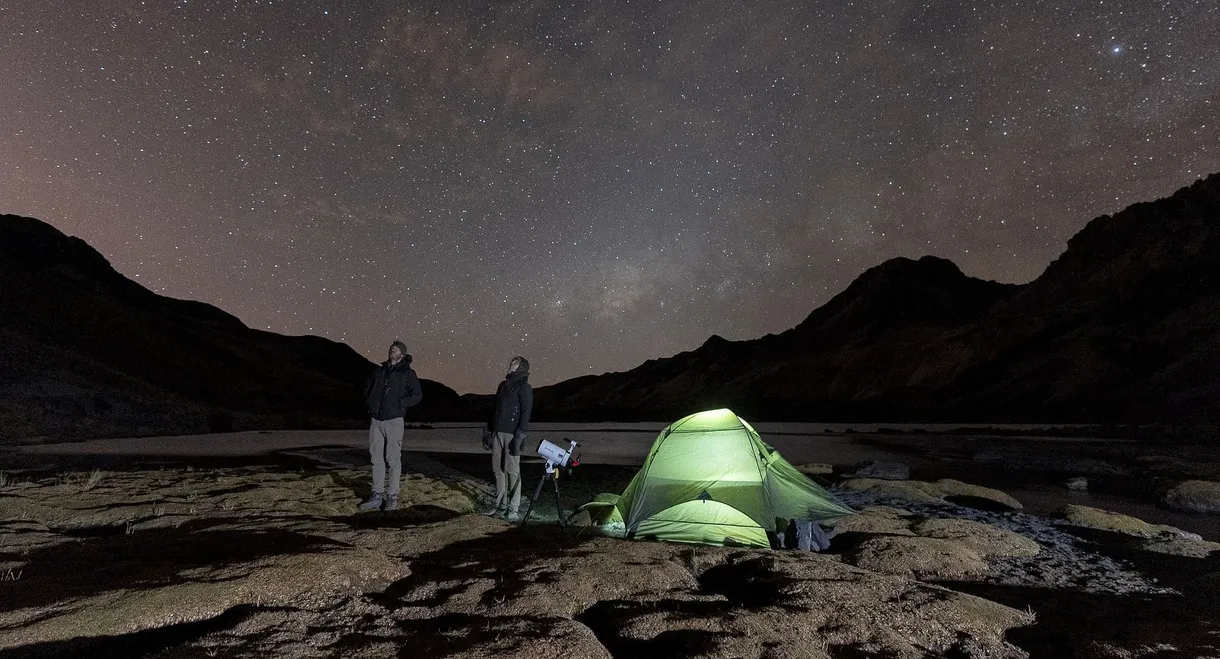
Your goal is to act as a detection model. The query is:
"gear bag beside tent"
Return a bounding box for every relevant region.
[578,408,855,548]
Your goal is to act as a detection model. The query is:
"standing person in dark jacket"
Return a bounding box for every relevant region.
[484,356,533,520]
[359,340,422,511]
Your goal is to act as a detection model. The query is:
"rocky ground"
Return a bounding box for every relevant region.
[853,433,1220,503]
[0,448,1218,658]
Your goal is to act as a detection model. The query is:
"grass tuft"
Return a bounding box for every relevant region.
[83,469,104,491]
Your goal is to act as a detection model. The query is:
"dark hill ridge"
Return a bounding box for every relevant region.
[788,255,1023,338]
[532,172,1220,425]
[933,172,1220,422]
[0,215,470,442]
[528,254,1023,421]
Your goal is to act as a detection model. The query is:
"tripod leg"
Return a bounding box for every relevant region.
[552,475,565,531]
[520,471,548,527]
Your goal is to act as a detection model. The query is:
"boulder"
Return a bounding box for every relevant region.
[1065,477,1088,491]
[934,479,1024,511]
[1163,480,1220,513]
[1051,504,1164,536]
[852,461,910,480]
[910,518,1041,559]
[828,506,916,536]
[850,505,912,519]
[844,536,988,579]
[836,478,942,503]
[795,462,835,476]
[1139,537,1220,558]
[836,478,1023,510]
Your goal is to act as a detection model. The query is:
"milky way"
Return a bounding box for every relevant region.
[2,1,1217,393]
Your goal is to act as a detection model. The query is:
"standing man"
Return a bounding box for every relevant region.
[359,340,422,511]
[485,356,533,521]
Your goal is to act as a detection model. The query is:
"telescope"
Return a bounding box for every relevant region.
[536,438,578,469]
[519,437,580,529]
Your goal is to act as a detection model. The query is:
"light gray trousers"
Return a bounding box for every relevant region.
[369,417,404,495]
[491,431,522,513]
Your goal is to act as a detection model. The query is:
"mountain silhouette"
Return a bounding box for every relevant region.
[530,173,1220,426]
[0,215,469,441]
[5,172,1218,440]
[932,173,1220,423]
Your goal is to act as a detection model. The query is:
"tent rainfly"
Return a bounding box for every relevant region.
[579,408,856,548]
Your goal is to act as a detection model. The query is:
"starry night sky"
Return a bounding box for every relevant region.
[2,1,1217,394]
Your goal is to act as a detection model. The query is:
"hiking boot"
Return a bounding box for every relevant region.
[504,511,522,523]
[384,494,399,511]
[358,493,384,511]
[483,506,506,517]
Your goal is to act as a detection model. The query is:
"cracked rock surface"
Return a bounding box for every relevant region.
[1,457,1216,658]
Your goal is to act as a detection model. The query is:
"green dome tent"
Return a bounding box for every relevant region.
[579,408,856,548]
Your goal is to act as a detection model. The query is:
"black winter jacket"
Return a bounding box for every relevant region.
[489,358,533,443]
[365,356,423,421]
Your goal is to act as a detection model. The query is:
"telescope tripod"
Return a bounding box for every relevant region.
[519,461,567,531]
